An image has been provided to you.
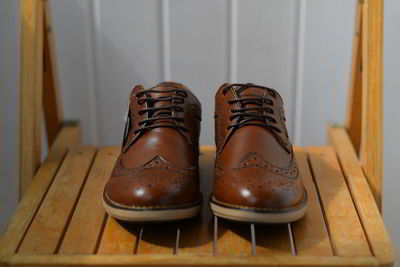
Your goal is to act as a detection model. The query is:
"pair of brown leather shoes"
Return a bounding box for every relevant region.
[103,82,307,223]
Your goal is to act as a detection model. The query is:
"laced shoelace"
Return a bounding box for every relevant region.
[222,83,282,134]
[122,88,189,152]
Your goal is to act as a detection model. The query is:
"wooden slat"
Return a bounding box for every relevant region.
[308,146,371,256]
[329,127,394,265]
[10,254,381,267]
[43,0,63,146]
[18,146,96,254]
[291,149,333,256]
[346,0,363,154]
[97,217,139,254]
[179,146,214,254]
[0,125,80,261]
[20,0,44,199]
[360,0,384,210]
[59,147,119,254]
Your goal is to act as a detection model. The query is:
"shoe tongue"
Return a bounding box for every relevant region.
[238,86,265,98]
[238,86,266,107]
[148,82,187,101]
[234,86,266,121]
[146,82,186,126]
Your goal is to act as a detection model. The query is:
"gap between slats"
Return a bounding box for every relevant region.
[14,149,70,253]
[212,216,295,256]
[291,149,334,256]
[54,150,98,253]
[93,213,109,254]
[17,146,97,254]
[332,151,375,256]
[307,147,371,256]
[306,154,335,255]
[58,147,119,254]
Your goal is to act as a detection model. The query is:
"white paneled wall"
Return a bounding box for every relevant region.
[51,0,97,144]
[236,1,299,138]
[52,0,355,146]
[301,0,354,146]
[169,0,228,145]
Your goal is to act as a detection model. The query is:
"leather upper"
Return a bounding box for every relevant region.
[213,83,305,210]
[104,82,201,208]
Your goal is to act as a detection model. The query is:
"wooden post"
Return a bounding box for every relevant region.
[359,0,384,211]
[346,0,384,211]
[20,0,44,198]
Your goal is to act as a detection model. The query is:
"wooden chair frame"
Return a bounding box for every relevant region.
[18,0,80,199]
[0,0,393,267]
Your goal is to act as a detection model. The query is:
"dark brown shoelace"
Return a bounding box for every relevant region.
[222,83,282,134]
[122,88,189,151]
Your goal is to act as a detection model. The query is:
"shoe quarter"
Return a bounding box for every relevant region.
[214,87,240,152]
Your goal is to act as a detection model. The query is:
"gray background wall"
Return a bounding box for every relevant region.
[1,0,399,262]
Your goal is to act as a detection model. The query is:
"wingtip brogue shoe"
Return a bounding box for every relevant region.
[210,83,308,223]
[103,82,202,222]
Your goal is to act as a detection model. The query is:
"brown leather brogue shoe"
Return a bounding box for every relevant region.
[210,83,307,223]
[103,82,202,222]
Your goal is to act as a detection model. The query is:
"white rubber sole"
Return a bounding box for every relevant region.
[209,191,308,224]
[103,194,201,222]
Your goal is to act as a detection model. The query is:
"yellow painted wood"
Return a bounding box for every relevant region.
[329,127,394,265]
[292,149,334,256]
[18,146,96,254]
[0,125,80,262]
[308,147,371,256]
[59,147,119,254]
[360,0,384,210]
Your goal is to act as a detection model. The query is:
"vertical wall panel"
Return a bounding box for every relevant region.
[95,0,163,145]
[52,0,95,144]
[169,0,228,145]
[300,0,354,146]
[236,0,298,138]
